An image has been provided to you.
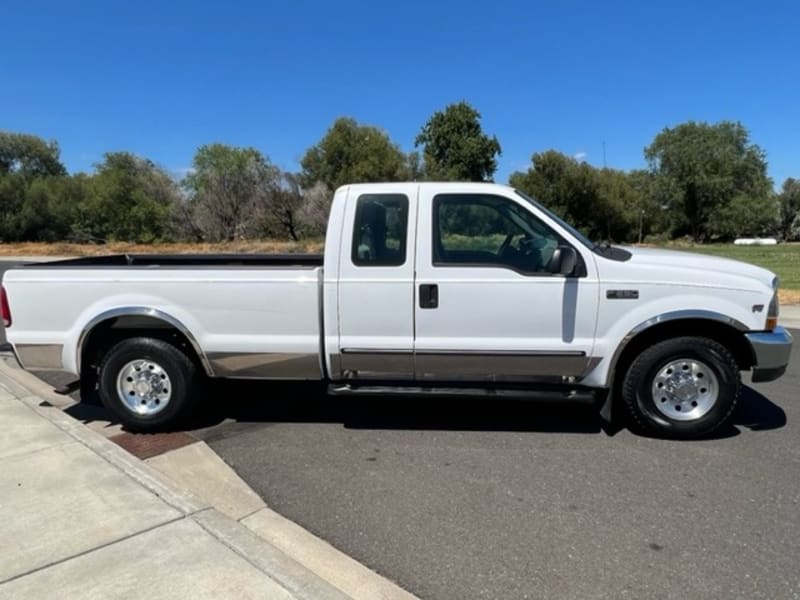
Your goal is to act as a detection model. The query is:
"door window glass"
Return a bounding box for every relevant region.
[433,194,566,274]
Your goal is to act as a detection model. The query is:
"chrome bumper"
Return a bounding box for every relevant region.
[745,326,793,383]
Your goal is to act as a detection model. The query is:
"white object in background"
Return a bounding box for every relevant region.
[734,238,778,246]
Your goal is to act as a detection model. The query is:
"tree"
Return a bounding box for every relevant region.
[645,121,771,241]
[415,101,501,181]
[20,175,89,241]
[707,194,779,239]
[778,178,800,241]
[184,144,281,242]
[0,132,66,178]
[299,117,408,191]
[77,152,180,243]
[295,181,333,238]
[509,150,642,242]
[265,172,303,241]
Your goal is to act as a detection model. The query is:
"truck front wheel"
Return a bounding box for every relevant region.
[621,336,740,438]
[98,337,199,431]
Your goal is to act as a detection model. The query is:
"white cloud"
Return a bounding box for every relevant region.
[573,151,587,162]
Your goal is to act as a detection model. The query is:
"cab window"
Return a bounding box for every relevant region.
[433,194,567,274]
[351,194,409,267]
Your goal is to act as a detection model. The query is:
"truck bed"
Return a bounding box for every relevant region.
[21,254,325,268]
[4,255,325,378]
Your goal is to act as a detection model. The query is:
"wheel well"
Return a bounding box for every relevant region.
[612,319,755,393]
[80,315,207,377]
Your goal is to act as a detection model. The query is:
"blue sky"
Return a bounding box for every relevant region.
[3,0,799,186]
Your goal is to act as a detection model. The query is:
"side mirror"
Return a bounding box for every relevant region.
[550,246,577,275]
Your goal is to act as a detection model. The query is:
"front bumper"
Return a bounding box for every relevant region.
[745,326,793,383]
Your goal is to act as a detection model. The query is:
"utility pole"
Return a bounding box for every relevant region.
[602,141,607,168]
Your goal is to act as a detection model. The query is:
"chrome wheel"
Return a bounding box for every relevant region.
[116,359,172,416]
[651,358,718,421]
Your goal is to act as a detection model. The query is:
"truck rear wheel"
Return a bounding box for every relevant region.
[621,336,740,439]
[98,337,199,431]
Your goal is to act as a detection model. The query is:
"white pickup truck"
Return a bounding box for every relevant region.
[1,182,792,438]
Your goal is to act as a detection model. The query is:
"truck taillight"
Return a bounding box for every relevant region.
[1,286,10,328]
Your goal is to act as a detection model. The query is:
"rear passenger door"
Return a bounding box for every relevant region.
[334,185,418,379]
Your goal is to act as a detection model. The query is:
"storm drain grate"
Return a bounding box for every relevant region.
[109,431,197,459]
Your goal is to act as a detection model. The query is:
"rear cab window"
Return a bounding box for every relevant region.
[351,194,409,267]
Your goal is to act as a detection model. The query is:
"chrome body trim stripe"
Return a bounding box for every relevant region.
[415,349,586,357]
[76,307,214,377]
[206,352,321,379]
[341,348,414,355]
[341,348,585,357]
[15,344,64,370]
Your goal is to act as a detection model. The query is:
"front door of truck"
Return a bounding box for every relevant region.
[413,188,599,382]
[335,184,418,379]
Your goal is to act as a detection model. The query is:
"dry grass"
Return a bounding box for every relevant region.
[779,289,800,305]
[0,240,324,257]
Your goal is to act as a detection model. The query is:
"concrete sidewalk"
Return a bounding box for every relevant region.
[780,304,800,329]
[0,364,416,599]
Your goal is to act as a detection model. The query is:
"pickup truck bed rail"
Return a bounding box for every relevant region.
[21,254,325,268]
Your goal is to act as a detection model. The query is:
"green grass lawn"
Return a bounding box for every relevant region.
[660,243,800,291]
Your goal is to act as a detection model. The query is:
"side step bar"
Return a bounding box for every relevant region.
[328,383,597,403]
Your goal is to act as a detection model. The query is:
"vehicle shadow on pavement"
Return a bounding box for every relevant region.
[56,379,785,439]
[185,380,786,439]
[189,380,605,436]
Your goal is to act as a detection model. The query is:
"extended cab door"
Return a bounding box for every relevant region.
[333,184,418,379]
[413,187,599,382]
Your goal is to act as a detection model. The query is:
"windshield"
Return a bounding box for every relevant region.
[514,190,595,250]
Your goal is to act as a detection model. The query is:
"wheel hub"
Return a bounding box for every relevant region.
[651,359,718,421]
[116,359,172,416]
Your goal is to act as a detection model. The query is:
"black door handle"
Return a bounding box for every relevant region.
[419,284,438,309]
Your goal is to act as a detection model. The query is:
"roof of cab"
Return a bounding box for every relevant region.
[337,181,515,194]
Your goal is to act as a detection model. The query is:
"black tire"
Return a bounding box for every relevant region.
[98,337,199,431]
[621,336,740,439]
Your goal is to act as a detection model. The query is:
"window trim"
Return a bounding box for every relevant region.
[431,193,586,278]
[350,193,410,268]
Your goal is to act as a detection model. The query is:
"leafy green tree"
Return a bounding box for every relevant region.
[644,121,771,241]
[22,175,89,241]
[77,152,179,243]
[778,178,800,241]
[415,101,501,181]
[510,151,642,242]
[707,194,779,239]
[299,117,408,191]
[183,144,280,241]
[0,173,28,241]
[0,131,66,178]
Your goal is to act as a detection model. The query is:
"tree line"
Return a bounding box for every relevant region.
[1,101,798,244]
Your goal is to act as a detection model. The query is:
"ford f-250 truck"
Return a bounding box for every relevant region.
[1,182,792,438]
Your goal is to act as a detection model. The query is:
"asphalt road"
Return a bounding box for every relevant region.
[2,260,799,599]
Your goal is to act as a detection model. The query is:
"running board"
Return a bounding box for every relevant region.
[327,383,597,403]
